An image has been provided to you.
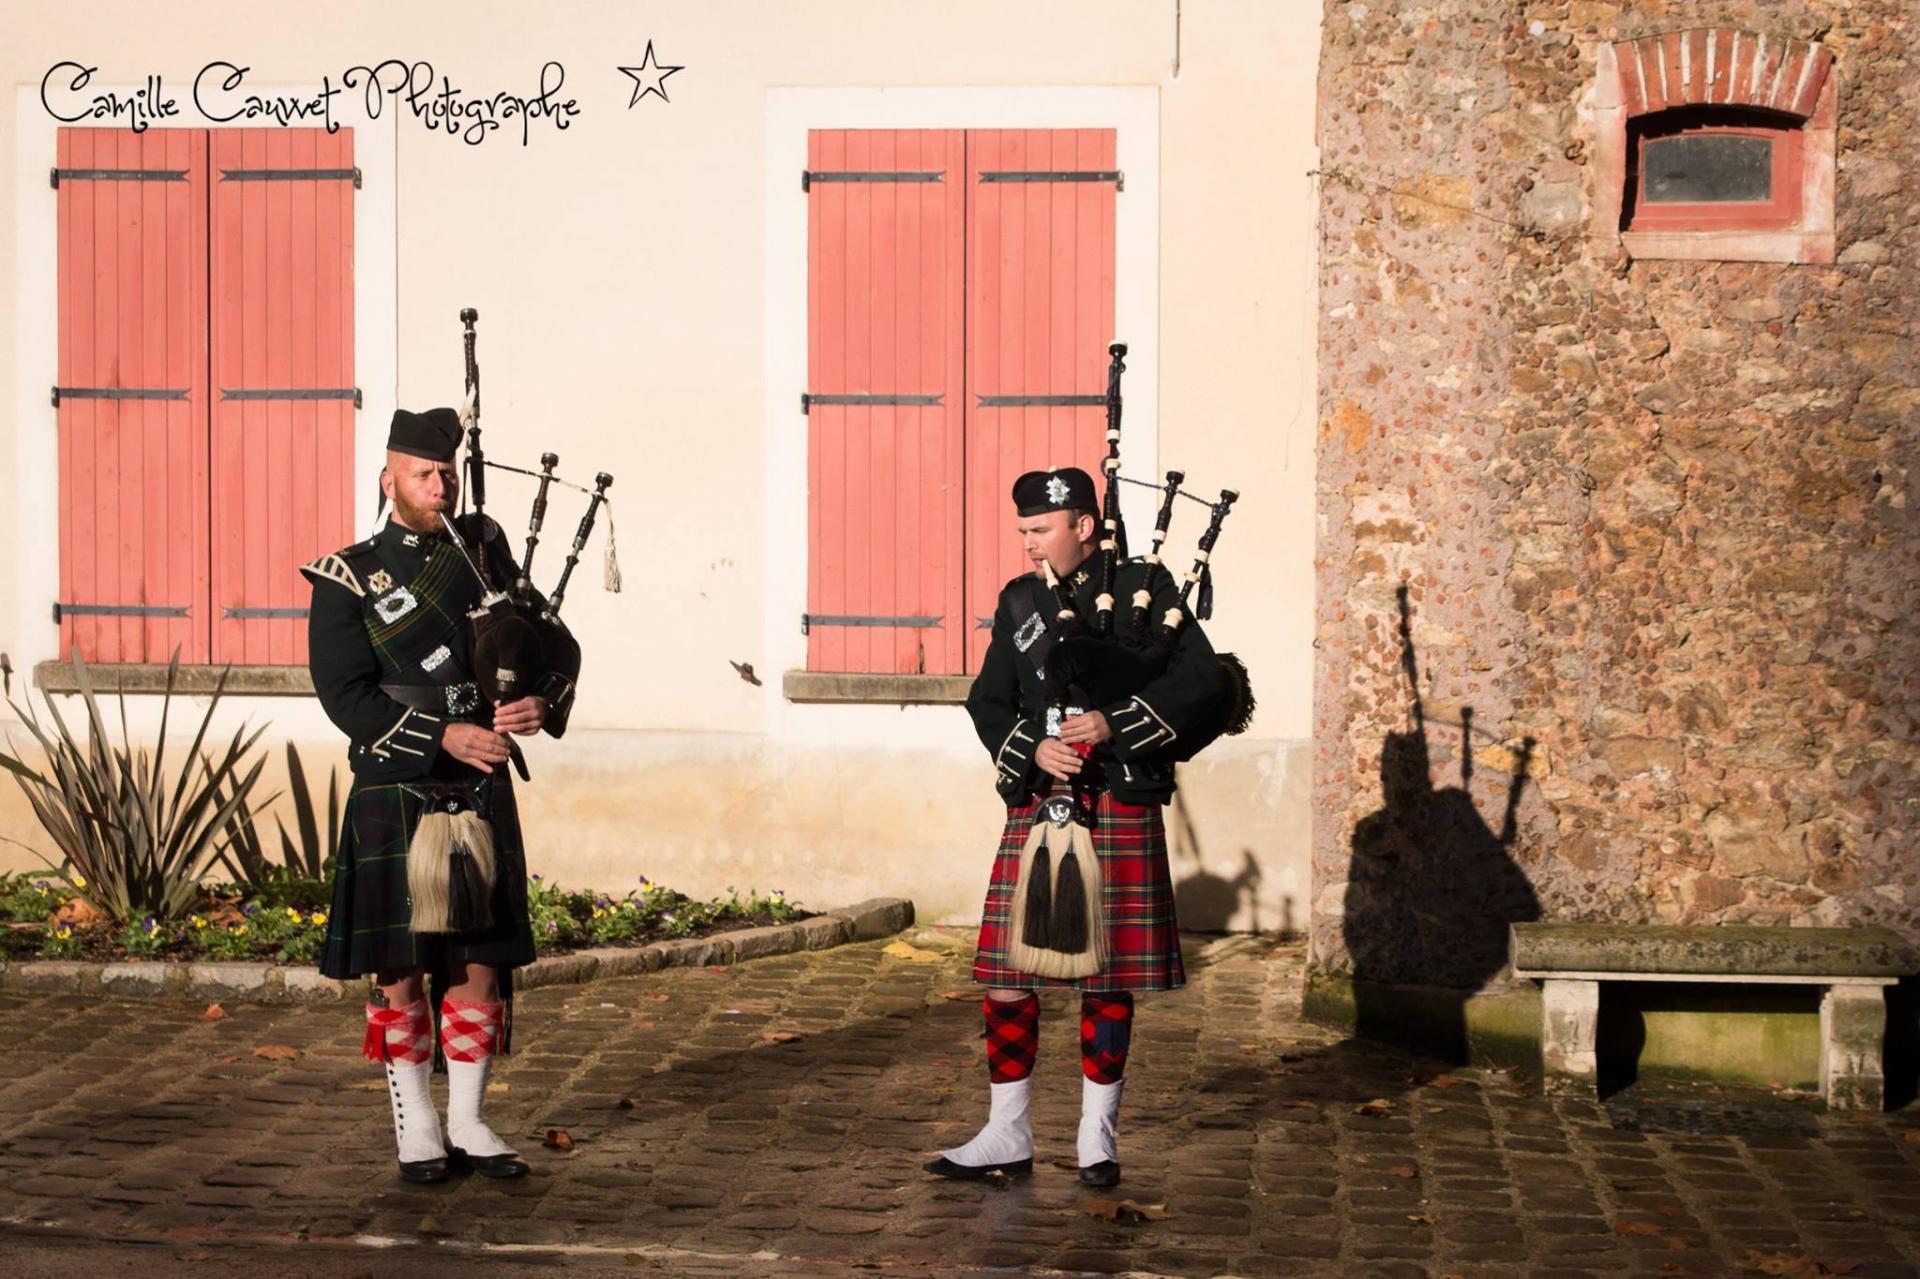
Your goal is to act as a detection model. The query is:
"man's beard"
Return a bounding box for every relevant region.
[393,493,452,530]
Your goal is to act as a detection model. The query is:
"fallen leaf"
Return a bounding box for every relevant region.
[1616,1220,1664,1236]
[707,966,729,973]
[1385,1164,1418,1179]
[1239,1043,1262,1053]
[1284,1100,1320,1110]
[252,1045,300,1062]
[1406,1214,1434,1224]
[214,1055,242,1065]
[417,1215,439,1234]
[758,1031,802,1045]
[1074,1197,1168,1225]
[1051,1157,1080,1170]
[487,1082,510,1093]
[937,990,975,1002]
[881,940,943,963]
[643,992,671,1004]
[203,1003,226,1020]
[350,1080,386,1091]
[1354,1098,1394,1117]
[542,1128,575,1151]
[1425,1074,1465,1089]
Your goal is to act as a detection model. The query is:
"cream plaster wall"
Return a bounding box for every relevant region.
[0,0,1319,932]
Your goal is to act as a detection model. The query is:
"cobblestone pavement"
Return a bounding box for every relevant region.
[1,930,1917,1278]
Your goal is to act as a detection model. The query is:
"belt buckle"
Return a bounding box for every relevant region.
[1040,796,1076,829]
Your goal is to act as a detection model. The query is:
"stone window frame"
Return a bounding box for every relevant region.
[1594,29,1835,264]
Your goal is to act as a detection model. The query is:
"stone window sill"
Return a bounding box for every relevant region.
[1621,228,1834,265]
[34,662,314,697]
[782,670,971,705]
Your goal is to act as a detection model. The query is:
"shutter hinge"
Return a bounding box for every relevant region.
[52,386,190,407]
[802,170,943,193]
[221,387,362,408]
[220,167,362,189]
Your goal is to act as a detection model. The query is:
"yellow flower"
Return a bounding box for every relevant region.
[71,875,87,889]
[191,915,208,929]
[623,900,637,911]
[54,926,71,940]
[312,912,327,926]
[592,907,605,919]
[286,908,303,923]
[233,924,248,937]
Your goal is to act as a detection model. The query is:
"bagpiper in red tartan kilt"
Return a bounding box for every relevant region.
[927,465,1239,1190]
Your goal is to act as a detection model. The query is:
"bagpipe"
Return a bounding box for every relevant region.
[1005,341,1256,981]
[434,307,617,715]
[1038,341,1257,760]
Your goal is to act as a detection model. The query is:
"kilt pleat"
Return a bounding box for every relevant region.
[972,789,1185,993]
[319,773,537,980]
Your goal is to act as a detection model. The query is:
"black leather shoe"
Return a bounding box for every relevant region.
[1077,1160,1121,1188]
[398,1157,449,1185]
[448,1146,530,1180]
[922,1154,1033,1179]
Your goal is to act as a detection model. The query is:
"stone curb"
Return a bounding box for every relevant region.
[0,897,916,1004]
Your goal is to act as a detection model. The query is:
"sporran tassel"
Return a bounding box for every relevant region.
[1021,843,1054,949]
[1051,848,1089,955]
[602,500,623,593]
[448,845,493,932]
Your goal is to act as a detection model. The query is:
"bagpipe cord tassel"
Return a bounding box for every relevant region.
[603,500,624,594]
[1197,562,1215,620]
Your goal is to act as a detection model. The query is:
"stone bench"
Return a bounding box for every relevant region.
[1510,923,1918,1111]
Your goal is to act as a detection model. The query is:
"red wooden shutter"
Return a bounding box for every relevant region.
[55,127,211,664]
[804,129,966,675]
[964,129,1116,671]
[210,127,357,665]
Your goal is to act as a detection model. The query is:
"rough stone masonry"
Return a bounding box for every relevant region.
[1312,0,1918,988]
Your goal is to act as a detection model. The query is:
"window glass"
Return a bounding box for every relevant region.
[1643,134,1773,204]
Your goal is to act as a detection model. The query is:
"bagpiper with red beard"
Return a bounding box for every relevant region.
[302,408,575,1184]
[928,465,1236,1188]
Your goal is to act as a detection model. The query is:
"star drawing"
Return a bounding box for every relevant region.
[619,41,684,106]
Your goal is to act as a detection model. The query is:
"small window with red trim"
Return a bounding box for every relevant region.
[1622,106,1803,233]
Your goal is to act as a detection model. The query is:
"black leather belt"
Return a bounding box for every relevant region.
[380,681,482,717]
[382,681,531,781]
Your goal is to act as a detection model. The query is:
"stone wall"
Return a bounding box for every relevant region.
[1313,0,1918,990]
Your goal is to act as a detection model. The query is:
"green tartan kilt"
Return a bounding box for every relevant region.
[319,772,537,980]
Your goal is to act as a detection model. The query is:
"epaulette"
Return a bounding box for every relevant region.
[299,551,365,597]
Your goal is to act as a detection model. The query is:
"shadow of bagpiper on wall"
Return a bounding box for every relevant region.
[1342,585,1541,1064]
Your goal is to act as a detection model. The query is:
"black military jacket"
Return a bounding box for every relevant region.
[301,514,574,783]
[965,556,1233,805]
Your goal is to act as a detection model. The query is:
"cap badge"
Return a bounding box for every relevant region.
[367,570,395,594]
[1046,475,1070,505]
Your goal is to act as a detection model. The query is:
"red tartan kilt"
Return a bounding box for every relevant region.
[971,789,1185,993]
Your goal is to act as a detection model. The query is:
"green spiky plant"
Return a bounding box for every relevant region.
[0,652,270,926]
[208,743,338,903]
